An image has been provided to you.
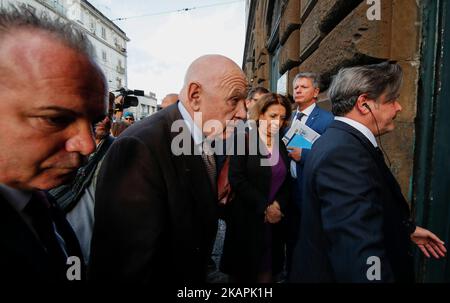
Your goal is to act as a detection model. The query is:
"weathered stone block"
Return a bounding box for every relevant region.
[396,60,418,124]
[299,0,364,60]
[299,1,392,88]
[280,0,301,45]
[279,29,300,74]
[300,0,316,21]
[299,0,325,60]
[256,60,269,85]
[391,0,420,61]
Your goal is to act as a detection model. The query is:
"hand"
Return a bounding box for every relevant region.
[411,226,447,259]
[287,147,302,162]
[264,201,283,224]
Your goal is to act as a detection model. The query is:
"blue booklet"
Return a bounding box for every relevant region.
[282,120,320,149]
[286,134,313,149]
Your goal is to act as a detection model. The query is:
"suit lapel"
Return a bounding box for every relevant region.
[306,104,320,128]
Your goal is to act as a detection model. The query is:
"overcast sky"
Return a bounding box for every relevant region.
[89,0,246,102]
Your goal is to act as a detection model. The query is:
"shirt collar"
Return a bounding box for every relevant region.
[0,183,32,213]
[178,101,205,146]
[335,116,378,147]
[296,102,316,117]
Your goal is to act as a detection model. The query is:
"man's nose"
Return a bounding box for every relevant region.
[234,100,247,120]
[66,123,96,156]
[395,101,402,112]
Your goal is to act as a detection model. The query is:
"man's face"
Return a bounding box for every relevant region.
[199,69,248,138]
[245,92,265,110]
[293,77,319,110]
[95,99,113,141]
[124,116,134,125]
[0,31,106,190]
[368,93,402,136]
[94,115,112,141]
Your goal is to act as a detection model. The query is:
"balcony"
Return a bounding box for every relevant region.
[115,43,127,53]
[116,66,126,74]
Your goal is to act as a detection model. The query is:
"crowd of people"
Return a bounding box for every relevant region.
[0,6,447,284]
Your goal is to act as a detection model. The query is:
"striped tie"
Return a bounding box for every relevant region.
[201,142,217,189]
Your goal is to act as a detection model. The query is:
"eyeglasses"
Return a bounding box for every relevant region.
[125,117,134,121]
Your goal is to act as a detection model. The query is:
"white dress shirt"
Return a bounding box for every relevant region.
[178,101,205,147]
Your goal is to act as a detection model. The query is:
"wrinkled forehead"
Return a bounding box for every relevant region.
[0,31,106,115]
[295,77,314,86]
[215,66,247,92]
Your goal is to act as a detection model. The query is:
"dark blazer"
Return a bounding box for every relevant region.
[290,120,415,282]
[0,192,83,281]
[220,132,291,278]
[285,104,333,273]
[89,102,219,283]
[291,104,334,209]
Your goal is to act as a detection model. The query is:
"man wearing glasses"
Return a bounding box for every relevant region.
[123,112,135,125]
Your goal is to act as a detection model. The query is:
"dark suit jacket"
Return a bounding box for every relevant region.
[285,105,333,272]
[0,192,83,281]
[89,103,219,283]
[290,120,415,282]
[220,133,291,278]
[291,105,334,209]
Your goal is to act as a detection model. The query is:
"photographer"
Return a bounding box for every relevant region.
[112,87,144,122]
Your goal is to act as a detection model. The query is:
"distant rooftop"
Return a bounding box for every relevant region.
[83,0,129,41]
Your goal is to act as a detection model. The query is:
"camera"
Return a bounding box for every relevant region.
[113,87,145,112]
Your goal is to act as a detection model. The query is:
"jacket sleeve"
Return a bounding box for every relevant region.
[228,151,269,216]
[274,143,292,213]
[313,144,395,282]
[299,148,310,167]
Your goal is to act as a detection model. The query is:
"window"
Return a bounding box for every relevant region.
[270,47,281,92]
[90,18,96,34]
[79,10,85,24]
[101,27,107,40]
[102,50,107,62]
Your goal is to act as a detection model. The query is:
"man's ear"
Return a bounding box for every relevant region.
[187,82,201,111]
[313,87,320,99]
[356,94,371,114]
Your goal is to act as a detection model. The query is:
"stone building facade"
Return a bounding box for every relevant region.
[243,0,450,282]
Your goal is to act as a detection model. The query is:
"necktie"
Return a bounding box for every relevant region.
[201,142,217,190]
[296,112,306,122]
[24,191,68,276]
[217,156,233,205]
